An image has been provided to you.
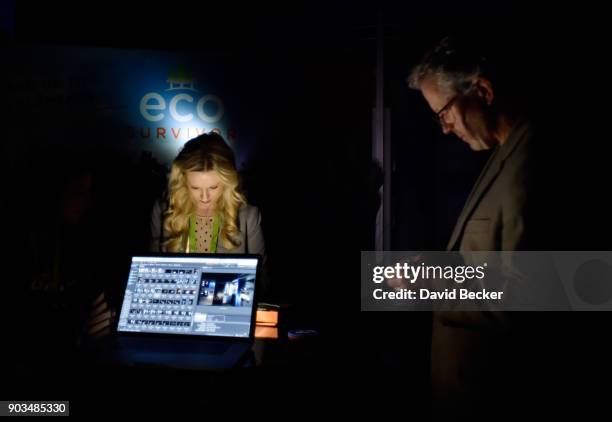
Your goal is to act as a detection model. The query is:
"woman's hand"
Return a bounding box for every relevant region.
[85,292,115,340]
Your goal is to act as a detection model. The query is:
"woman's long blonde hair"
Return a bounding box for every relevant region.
[164,133,246,252]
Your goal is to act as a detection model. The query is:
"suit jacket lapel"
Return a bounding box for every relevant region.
[446,148,503,250]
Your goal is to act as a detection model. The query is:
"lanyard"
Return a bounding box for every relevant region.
[188,213,220,253]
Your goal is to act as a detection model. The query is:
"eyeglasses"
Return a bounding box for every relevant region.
[433,95,459,127]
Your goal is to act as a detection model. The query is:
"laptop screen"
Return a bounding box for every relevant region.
[117,255,258,338]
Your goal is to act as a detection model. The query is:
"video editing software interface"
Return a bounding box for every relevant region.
[118,256,257,338]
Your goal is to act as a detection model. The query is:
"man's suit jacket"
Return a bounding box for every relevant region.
[431,119,545,415]
[447,119,533,252]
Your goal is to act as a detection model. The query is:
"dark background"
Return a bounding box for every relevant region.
[2,0,611,418]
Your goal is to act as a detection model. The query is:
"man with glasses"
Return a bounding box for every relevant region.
[408,36,557,419]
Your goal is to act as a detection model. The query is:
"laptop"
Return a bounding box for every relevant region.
[108,253,261,371]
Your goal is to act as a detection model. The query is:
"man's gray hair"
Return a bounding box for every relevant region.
[408,36,491,96]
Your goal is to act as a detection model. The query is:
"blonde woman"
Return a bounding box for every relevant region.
[85,134,265,340]
[150,133,265,256]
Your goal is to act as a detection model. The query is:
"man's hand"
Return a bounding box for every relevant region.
[385,254,425,290]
